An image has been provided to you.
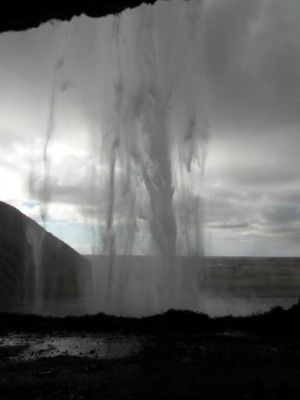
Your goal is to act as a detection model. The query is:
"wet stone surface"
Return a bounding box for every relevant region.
[1,307,300,399]
[0,334,140,362]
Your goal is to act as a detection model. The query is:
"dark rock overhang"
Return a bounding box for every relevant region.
[0,0,159,33]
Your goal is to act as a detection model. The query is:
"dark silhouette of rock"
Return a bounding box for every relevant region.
[0,0,160,33]
[0,201,90,314]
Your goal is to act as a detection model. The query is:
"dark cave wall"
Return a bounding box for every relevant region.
[0,0,160,33]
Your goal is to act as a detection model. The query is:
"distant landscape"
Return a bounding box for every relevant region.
[1,200,300,317]
[85,254,300,316]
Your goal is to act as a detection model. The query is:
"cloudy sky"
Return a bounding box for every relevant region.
[1,0,300,256]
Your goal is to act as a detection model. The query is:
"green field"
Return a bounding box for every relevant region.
[198,257,300,299]
[85,255,300,302]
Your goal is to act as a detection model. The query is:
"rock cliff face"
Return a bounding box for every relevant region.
[0,1,159,33]
[0,201,90,315]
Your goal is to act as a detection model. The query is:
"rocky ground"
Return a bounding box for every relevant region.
[1,305,300,400]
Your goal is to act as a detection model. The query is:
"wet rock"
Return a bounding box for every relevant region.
[38,370,54,377]
[0,1,155,34]
[83,364,97,372]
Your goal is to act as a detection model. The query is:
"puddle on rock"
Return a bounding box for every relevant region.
[0,334,140,362]
[217,331,247,338]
